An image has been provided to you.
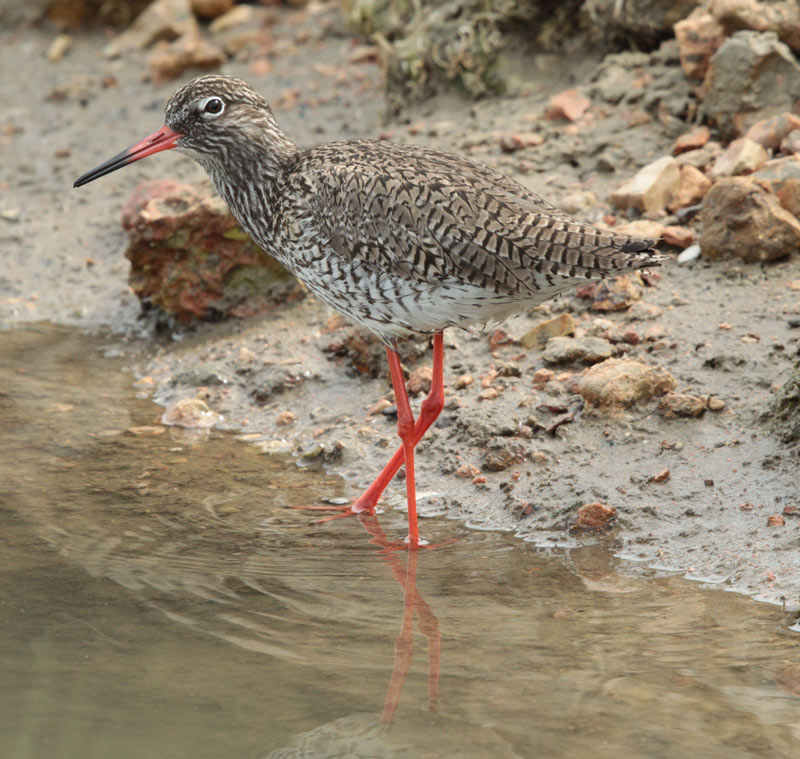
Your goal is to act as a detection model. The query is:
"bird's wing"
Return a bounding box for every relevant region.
[289,141,662,296]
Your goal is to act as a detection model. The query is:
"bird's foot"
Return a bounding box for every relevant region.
[288,497,380,524]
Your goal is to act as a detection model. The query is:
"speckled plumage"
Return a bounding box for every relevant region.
[163,75,664,343]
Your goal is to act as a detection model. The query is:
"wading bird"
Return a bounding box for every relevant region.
[75,75,663,547]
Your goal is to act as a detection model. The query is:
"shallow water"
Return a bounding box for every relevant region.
[1,325,798,759]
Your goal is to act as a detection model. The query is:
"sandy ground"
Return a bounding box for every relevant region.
[1,5,798,609]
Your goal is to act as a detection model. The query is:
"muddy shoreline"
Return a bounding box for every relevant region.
[2,6,798,609]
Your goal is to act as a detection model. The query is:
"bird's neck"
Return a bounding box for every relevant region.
[205,129,299,244]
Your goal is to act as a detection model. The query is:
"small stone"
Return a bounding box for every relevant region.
[520,313,576,350]
[781,131,800,155]
[627,301,662,320]
[104,0,197,59]
[744,112,800,149]
[571,502,617,531]
[677,243,702,264]
[532,368,554,388]
[162,398,220,428]
[662,225,695,248]
[709,138,768,178]
[407,366,433,396]
[478,387,500,400]
[698,177,800,262]
[578,359,676,409]
[668,165,713,212]
[546,89,591,121]
[127,425,167,436]
[672,126,711,155]
[455,463,481,479]
[498,132,544,152]
[676,142,724,171]
[559,190,596,215]
[47,34,72,62]
[610,156,680,214]
[147,30,225,81]
[649,468,671,483]
[767,514,785,526]
[276,410,297,426]
[483,441,527,472]
[584,273,644,312]
[454,374,474,389]
[612,219,665,241]
[775,178,800,217]
[366,398,392,416]
[707,396,726,411]
[530,450,548,463]
[191,0,234,20]
[209,4,253,32]
[674,9,726,79]
[542,336,614,365]
[658,392,707,418]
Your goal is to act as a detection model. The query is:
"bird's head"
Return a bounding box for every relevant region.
[73,75,283,188]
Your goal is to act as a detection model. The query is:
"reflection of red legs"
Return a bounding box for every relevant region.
[357,514,440,723]
[292,333,445,542]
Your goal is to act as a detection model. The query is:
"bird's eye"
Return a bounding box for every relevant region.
[201,97,224,117]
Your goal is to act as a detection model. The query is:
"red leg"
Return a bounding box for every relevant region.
[291,333,445,534]
[385,343,419,546]
[352,332,444,514]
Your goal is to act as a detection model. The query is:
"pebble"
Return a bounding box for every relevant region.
[47,35,72,62]
[767,515,786,527]
[455,463,481,478]
[454,374,474,389]
[162,398,221,428]
[677,243,701,264]
[658,392,707,418]
[649,468,671,483]
[571,502,617,531]
[407,366,433,396]
[707,397,725,411]
[276,410,297,426]
[478,387,500,400]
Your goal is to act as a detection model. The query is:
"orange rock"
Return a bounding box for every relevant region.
[276,410,297,426]
[571,502,617,531]
[674,9,725,79]
[744,112,800,149]
[672,126,711,155]
[699,176,800,262]
[767,514,786,526]
[668,164,712,211]
[546,89,591,121]
[663,225,695,248]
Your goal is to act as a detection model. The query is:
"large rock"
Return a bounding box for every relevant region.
[698,176,800,262]
[702,31,800,139]
[578,359,676,409]
[122,181,302,322]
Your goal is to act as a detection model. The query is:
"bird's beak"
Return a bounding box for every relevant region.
[73,125,182,188]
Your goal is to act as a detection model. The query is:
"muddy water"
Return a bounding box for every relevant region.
[1,325,799,759]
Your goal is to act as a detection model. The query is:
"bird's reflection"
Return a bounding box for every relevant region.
[355,513,441,723]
